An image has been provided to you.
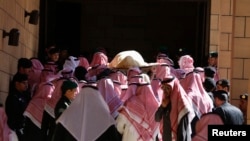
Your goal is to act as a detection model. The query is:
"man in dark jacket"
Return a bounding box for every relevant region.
[54,80,78,120]
[212,90,244,125]
[5,73,31,141]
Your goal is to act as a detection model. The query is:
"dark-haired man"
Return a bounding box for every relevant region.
[207,52,219,81]
[9,58,33,94]
[5,73,31,141]
[212,90,243,125]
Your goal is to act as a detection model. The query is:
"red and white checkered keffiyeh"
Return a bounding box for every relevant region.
[90,52,108,67]
[24,82,55,128]
[180,72,214,118]
[161,77,195,141]
[120,83,160,141]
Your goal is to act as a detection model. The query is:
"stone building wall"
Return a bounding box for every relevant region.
[210,0,250,124]
[0,0,39,105]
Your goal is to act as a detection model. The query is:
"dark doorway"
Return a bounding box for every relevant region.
[39,0,210,67]
[39,0,81,62]
[55,2,81,56]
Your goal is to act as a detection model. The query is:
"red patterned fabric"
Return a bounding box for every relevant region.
[162,78,195,141]
[78,56,90,70]
[90,52,108,67]
[180,72,214,118]
[97,78,123,118]
[24,82,55,128]
[120,83,160,141]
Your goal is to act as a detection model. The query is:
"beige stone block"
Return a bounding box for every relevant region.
[211,0,220,14]
[230,99,239,107]
[0,38,2,51]
[3,14,15,31]
[220,33,230,50]
[16,0,26,9]
[210,30,219,45]
[209,45,218,52]
[0,9,3,28]
[0,71,10,93]
[0,52,11,73]
[219,51,231,68]
[246,17,250,37]
[210,15,219,30]
[9,56,18,75]
[234,38,250,58]
[5,0,16,18]
[247,119,250,124]
[21,44,27,57]
[220,16,233,33]
[0,0,5,9]
[221,0,231,15]
[232,59,243,78]
[234,17,245,37]
[25,47,34,59]
[232,79,249,98]
[26,34,32,50]
[244,59,250,79]
[230,0,234,15]
[235,0,250,16]
[15,4,24,26]
[0,92,8,107]
[218,68,230,79]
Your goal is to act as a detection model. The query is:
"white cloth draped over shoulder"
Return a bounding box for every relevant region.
[56,86,115,141]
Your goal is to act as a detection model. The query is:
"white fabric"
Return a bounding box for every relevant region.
[9,130,18,141]
[56,86,115,141]
[63,56,80,71]
[109,50,148,69]
[116,83,160,141]
[116,112,160,141]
